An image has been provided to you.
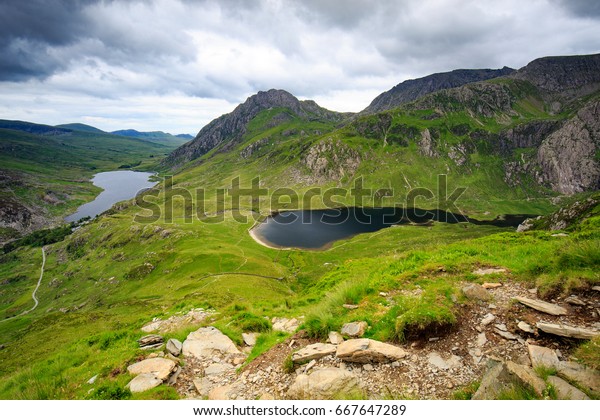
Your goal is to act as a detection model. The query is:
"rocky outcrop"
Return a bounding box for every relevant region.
[287,368,363,399]
[536,100,600,194]
[300,139,361,182]
[512,53,600,97]
[163,89,345,169]
[362,67,514,114]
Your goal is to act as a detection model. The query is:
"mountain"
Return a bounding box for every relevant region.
[111,129,191,147]
[361,67,515,114]
[163,89,349,169]
[0,120,180,241]
[55,123,106,133]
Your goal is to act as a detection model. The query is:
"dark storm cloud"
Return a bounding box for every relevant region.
[0,0,95,80]
[552,0,600,18]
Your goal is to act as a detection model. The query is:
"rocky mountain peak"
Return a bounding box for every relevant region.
[361,67,515,114]
[511,53,600,94]
[163,89,344,169]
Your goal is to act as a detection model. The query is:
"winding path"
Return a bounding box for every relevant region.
[0,246,45,323]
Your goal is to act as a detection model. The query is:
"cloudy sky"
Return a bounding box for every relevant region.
[1,0,599,135]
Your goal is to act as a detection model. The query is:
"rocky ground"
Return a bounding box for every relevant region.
[123,270,600,400]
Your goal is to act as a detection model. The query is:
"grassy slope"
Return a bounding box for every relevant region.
[0,78,598,399]
[0,125,179,240]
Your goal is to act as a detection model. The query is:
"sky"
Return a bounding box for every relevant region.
[0,0,599,135]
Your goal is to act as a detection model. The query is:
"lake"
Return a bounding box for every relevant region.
[250,207,533,250]
[65,171,156,222]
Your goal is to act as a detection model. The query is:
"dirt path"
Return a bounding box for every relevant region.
[0,246,45,323]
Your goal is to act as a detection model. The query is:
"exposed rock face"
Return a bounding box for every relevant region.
[287,368,363,400]
[300,139,361,182]
[362,67,515,114]
[536,100,600,194]
[164,89,345,168]
[512,53,600,96]
[418,128,438,158]
[497,120,560,155]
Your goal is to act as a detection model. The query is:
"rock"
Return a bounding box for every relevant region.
[272,317,300,333]
[166,366,181,386]
[209,384,234,400]
[592,286,600,292]
[363,364,373,371]
[260,393,275,400]
[536,322,600,339]
[287,368,363,400]
[292,343,337,363]
[494,328,518,340]
[341,321,368,337]
[328,331,344,345]
[527,344,560,369]
[182,327,240,359]
[379,292,388,297]
[476,332,487,347]
[473,268,507,275]
[517,321,536,334]
[481,313,496,326]
[547,376,590,400]
[336,339,407,363]
[140,343,163,350]
[495,323,507,331]
[304,359,317,373]
[342,304,359,310]
[127,357,176,381]
[126,373,163,393]
[242,332,259,347]
[557,361,600,394]
[482,282,502,289]
[166,338,182,357]
[462,283,491,301]
[564,296,585,306]
[141,308,215,333]
[193,377,213,396]
[204,363,234,376]
[505,361,547,396]
[87,375,98,385]
[138,334,164,347]
[427,352,462,370]
[515,296,567,315]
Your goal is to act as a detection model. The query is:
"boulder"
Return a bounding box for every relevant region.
[547,376,590,400]
[138,334,163,347]
[126,373,163,393]
[557,361,600,394]
[292,343,337,363]
[341,321,368,337]
[272,317,300,333]
[242,332,259,347]
[472,360,546,400]
[336,339,407,363]
[462,283,491,301]
[166,338,182,357]
[536,322,600,340]
[515,297,567,316]
[328,331,344,345]
[287,368,363,400]
[527,344,560,369]
[182,327,240,359]
[127,357,176,381]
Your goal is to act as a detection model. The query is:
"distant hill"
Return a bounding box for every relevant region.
[111,129,191,147]
[0,120,72,136]
[55,123,106,133]
[361,67,515,114]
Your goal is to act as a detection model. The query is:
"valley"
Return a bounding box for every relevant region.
[0,53,598,401]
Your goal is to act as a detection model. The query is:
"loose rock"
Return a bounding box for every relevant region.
[127,357,176,381]
[127,373,163,393]
[547,376,590,400]
[292,343,337,363]
[462,283,491,301]
[138,334,164,347]
[341,321,368,338]
[527,344,560,369]
[536,322,600,339]
[287,368,363,400]
[515,297,567,316]
[166,338,183,357]
[242,333,259,347]
[336,339,407,363]
[328,331,344,345]
[517,321,536,334]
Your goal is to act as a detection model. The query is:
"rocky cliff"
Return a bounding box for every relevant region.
[163,89,346,169]
[362,67,515,114]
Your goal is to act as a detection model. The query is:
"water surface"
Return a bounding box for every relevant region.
[251,207,533,250]
[65,171,156,222]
